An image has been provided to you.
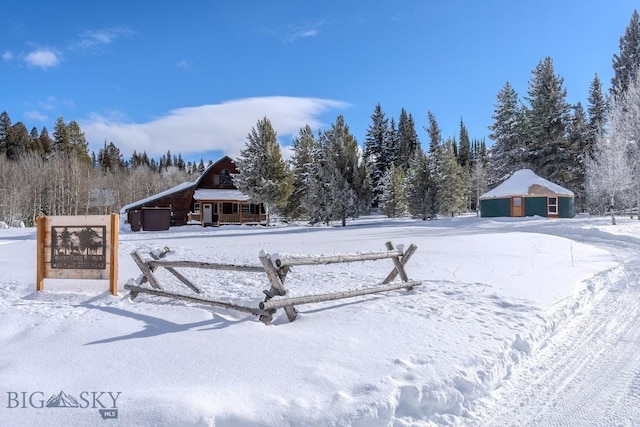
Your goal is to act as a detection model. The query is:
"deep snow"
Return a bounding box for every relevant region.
[0,214,636,426]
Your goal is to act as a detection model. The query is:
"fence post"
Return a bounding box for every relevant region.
[259,250,297,323]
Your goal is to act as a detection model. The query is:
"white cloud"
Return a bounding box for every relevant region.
[24,49,60,69]
[177,60,191,70]
[24,110,48,122]
[2,51,13,61]
[284,22,324,43]
[71,27,134,50]
[80,96,349,159]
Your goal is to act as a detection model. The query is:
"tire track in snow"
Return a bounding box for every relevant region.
[476,246,640,427]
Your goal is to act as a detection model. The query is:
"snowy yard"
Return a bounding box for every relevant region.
[1,214,636,426]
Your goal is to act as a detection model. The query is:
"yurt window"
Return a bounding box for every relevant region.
[548,197,558,215]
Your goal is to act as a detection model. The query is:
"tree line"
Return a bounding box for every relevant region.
[0,114,215,226]
[3,10,640,227]
[235,10,640,226]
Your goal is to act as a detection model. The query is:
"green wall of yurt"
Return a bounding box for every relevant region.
[479,198,510,217]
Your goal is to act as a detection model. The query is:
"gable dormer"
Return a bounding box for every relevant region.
[196,156,239,190]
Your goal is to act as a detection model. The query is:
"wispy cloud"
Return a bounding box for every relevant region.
[24,49,60,69]
[71,27,134,51]
[80,96,349,159]
[2,51,14,62]
[283,22,325,43]
[24,110,48,122]
[177,60,191,70]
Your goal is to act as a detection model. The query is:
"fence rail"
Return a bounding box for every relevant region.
[126,241,421,325]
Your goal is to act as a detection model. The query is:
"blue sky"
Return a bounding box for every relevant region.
[1,1,636,164]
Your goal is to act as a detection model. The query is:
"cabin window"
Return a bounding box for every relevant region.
[193,202,200,213]
[548,197,558,215]
[220,169,233,184]
[242,204,260,214]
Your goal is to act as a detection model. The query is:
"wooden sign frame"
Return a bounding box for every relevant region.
[36,214,119,296]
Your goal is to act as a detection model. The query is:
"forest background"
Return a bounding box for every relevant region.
[1,10,639,227]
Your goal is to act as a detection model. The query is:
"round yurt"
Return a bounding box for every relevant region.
[479,169,574,218]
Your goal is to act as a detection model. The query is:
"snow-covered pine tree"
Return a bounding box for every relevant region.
[320,115,370,226]
[488,81,527,181]
[524,57,571,187]
[363,103,388,208]
[396,108,419,170]
[233,117,293,226]
[378,164,407,218]
[435,139,467,217]
[385,117,400,169]
[611,10,640,99]
[425,111,443,216]
[567,103,590,212]
[405,149,433,220]
[587,74,608,156]
[285,125,316,220]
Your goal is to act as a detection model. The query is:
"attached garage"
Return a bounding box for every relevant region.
[480,169,575,218]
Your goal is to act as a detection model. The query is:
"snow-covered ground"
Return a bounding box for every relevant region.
[0,214,638,426]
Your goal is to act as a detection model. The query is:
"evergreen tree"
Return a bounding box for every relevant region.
[0,111,12,157]
[39,127,53,157]
[378,164,407,218]
[426,110,442,153]
[458,118,472,168]
[97,141,125,173]
[488,81,527,180]
[53,117,70,155]
[385,117,399,168]
[524,57,571,187]
[67,120,90,163]
[6,122,29,161]
[405,149,433,220]
[587,73,608,156]
[233,117,293,225]
[396,108,419,170]
[363,103,389,208]
[435,139,467,217]
[286,125,316,220]
[611,10,640,99]
[320,115,370,226]
[567,103,590,211]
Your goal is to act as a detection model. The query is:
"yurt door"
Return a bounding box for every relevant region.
[511,197,524,217]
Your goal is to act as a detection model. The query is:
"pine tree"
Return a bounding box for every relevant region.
[488,81,527,180]
[426,111,442,153]
[53,117,70,155]
[405,149,433,220]
[6,122,29,161]
[233,117,293,225]
[378,164,407,218]
[363,103,389,208]
[567,103,590,211]
[39,127,52,157]
[385,117,399,168]
[396,108,419,170]
[458,118,471,168]
[435,139,467,217]
[525,57,571,187]
[321,115,370,226]
[67,120,90,163]
[0,111,12,157]
[611,10,640,99]
[587,74,608,156]
[286,125,316,220]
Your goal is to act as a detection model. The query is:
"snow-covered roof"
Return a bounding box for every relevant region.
[193,189,249,201]
[120,181,196,214]
[480,169,574,200]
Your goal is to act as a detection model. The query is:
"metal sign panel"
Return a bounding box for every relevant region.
[51,226,107,270]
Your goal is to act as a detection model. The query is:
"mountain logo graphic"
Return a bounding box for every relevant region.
[45,391,80,408]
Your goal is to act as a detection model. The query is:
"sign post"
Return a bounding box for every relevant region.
[36,214,119,296]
